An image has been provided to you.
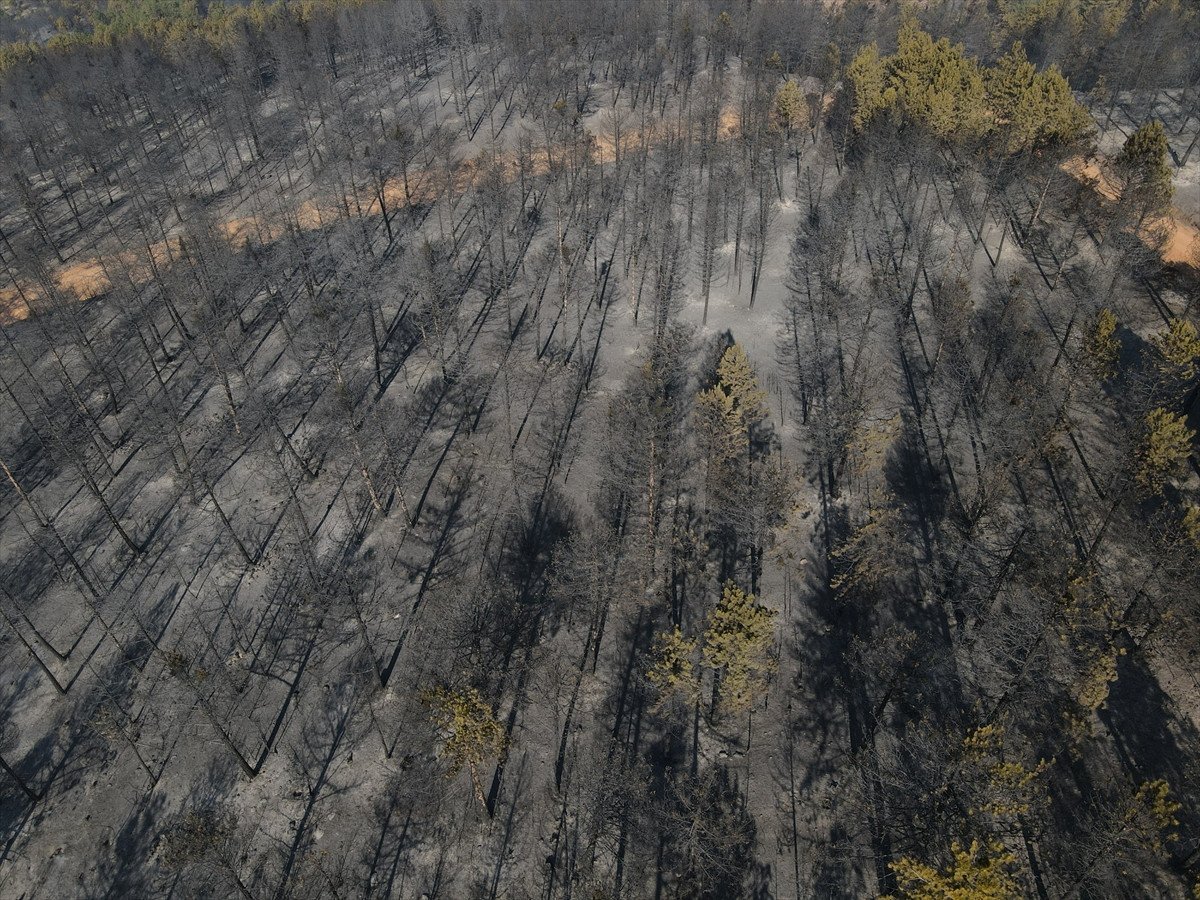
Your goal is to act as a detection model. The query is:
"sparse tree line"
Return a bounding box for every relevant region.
[0,0,1196,897]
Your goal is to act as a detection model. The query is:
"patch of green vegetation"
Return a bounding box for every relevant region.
[845,19,1091,154]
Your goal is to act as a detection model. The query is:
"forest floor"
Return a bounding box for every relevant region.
[1,47,1198,899]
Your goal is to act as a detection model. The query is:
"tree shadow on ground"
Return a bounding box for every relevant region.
[1101,636,1200,874]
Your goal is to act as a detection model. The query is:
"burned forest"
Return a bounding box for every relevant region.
[0,0,1199,896]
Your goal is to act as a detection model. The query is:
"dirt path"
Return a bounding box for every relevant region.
[4,114,1192,326]
[0,108,705,323]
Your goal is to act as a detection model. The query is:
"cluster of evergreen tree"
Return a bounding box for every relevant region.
[844,20,1090,152]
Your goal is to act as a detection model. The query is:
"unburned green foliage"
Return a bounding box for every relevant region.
[846,22,1089,152]
[886,839,1019,900]
[1151,317,1200,383]
[1115,120,1174,219]
[1136,407,1195,494]
[646,627,699,708]
[771,78,808,134]
[701,581,776,713]
[424,685,505,804]
[696,342,768,469]
[1081,307,1120,382]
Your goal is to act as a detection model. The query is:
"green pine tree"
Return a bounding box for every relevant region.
[1116,121,1175,220]
[886,840,1019,900]
[989,42,1089,152]
[646,627,699,708]
[696,343,768,468]
[1136,407,1195,494]
[846,42,892,131]
[1151,317,1200,383]
[1081,307,1120,382]
[843,23,1089,150]
[702,582,776,713]
[772,77,808,136]
[891,20,989,142]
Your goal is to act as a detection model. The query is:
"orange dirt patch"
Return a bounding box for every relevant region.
[56,257,109,298]
[718,105,741,139]
[1162,216,1199,268]
[1062,155,1119,201]
[1063,154,1199,270]
[0,234,187,323]
[0,286,30,322]
[220,215,271,248]
[1,255,111,323]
